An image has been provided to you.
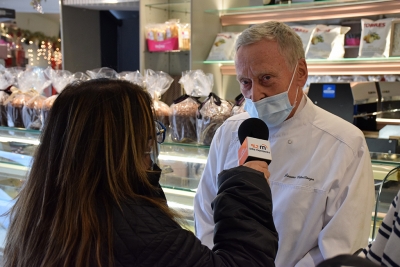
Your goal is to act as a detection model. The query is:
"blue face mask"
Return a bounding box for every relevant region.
[244,62,299,127]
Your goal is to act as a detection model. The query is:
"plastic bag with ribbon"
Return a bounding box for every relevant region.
[86,67,119,79]
[197,92,232,145]
[170,70,212,143]
[119,70,145,87]
[230,93,245,116]
[42,69,90,128]
[0,65,16,126]
[5,67,50,128]
[44,67,75,94]
[17,67,52,129]
[144,69,173,128]
[169,94,201,143]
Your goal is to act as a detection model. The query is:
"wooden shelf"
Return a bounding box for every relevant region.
[215,0,400,26]
[212,58,400,76]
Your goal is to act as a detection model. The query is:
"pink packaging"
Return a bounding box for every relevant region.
[147,37,179,52]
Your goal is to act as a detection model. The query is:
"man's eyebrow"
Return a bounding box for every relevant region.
[236,75,245,81]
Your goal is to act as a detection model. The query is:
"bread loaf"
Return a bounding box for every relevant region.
[170,95,199,143]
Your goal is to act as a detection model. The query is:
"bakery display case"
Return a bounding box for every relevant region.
[0,125,399,243]
[0,126,208,236]
[370,153,400,240]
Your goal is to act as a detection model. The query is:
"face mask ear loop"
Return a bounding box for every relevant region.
[287,61,299,108]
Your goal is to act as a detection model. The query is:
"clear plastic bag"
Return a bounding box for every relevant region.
[197,92,232,146]
[154,99,171,129]
[119,70,144,87]
[0,90,10,126]
[22,94,47,130]
[6,67,51,128]
[170,70,213,143]
[86,67,118,79]
[41,70,89,129]
[44,67,76,94]
[144,69,173,128]
[170,95,200,143]
[0,64,15,90]
[5,87,32,128]
[40,95,58,128]
[17,67,51,129]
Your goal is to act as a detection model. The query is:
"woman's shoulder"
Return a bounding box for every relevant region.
[113,198,180,230]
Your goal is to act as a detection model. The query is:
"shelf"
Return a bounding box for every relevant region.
[145,1,190,14]
[204,57,400,76]
[204,0,400,26]
[145,50,190,53]
[0,126,41,145]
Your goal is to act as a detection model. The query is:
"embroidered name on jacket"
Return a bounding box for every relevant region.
[284,173,315,181]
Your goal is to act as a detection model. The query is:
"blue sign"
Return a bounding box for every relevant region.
[322,84,336,98]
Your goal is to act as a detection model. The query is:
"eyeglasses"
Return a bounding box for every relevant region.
[155,121,166,144]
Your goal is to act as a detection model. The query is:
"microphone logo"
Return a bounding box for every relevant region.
[251,143,269,150]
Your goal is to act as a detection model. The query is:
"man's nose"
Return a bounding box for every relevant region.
[251,84,265,102]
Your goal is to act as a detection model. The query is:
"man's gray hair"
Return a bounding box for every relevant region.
[235,21,305,69]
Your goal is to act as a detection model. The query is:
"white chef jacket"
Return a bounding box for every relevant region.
[194,95,375,267]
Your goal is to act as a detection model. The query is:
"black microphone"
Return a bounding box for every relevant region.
[238,118,272,165]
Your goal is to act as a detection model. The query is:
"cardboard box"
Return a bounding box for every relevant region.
[147,37,179,52]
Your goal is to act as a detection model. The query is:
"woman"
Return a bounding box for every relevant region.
[4,78,278,267]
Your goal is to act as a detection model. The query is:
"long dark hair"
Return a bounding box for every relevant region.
[4,79,175,267]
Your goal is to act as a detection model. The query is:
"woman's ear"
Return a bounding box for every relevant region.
[297,58,308,87]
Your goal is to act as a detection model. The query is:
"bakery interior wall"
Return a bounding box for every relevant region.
[61,5,140,73]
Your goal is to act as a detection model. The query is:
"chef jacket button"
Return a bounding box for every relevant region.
[288,140,292,144]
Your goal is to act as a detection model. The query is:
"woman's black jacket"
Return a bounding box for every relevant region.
[112,166,278,267]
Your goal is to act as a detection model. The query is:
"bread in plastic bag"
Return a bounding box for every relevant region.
[5,87,32,128]
[197,92,232,146]
[154,99,171,128]
[144,69,174,128]
[170,95,200,143]
[18,67,51,129]
[22,94,47,130]
[170,70,213,143]
[6,67,51,128]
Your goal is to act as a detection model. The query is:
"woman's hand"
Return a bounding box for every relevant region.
[243,161,270,185]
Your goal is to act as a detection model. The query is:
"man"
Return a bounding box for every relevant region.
[194,21,375,267]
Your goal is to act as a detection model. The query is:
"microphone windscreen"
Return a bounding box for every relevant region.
[238,118,270,144]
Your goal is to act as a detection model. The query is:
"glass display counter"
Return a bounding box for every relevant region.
[370,153,400,240]
[0,126,399,242]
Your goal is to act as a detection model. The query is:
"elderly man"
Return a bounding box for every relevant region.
[194,21,375,267]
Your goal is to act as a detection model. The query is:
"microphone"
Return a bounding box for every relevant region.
[238,118,272,165]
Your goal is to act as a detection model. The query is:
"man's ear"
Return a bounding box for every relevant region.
[296,58,308,87]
